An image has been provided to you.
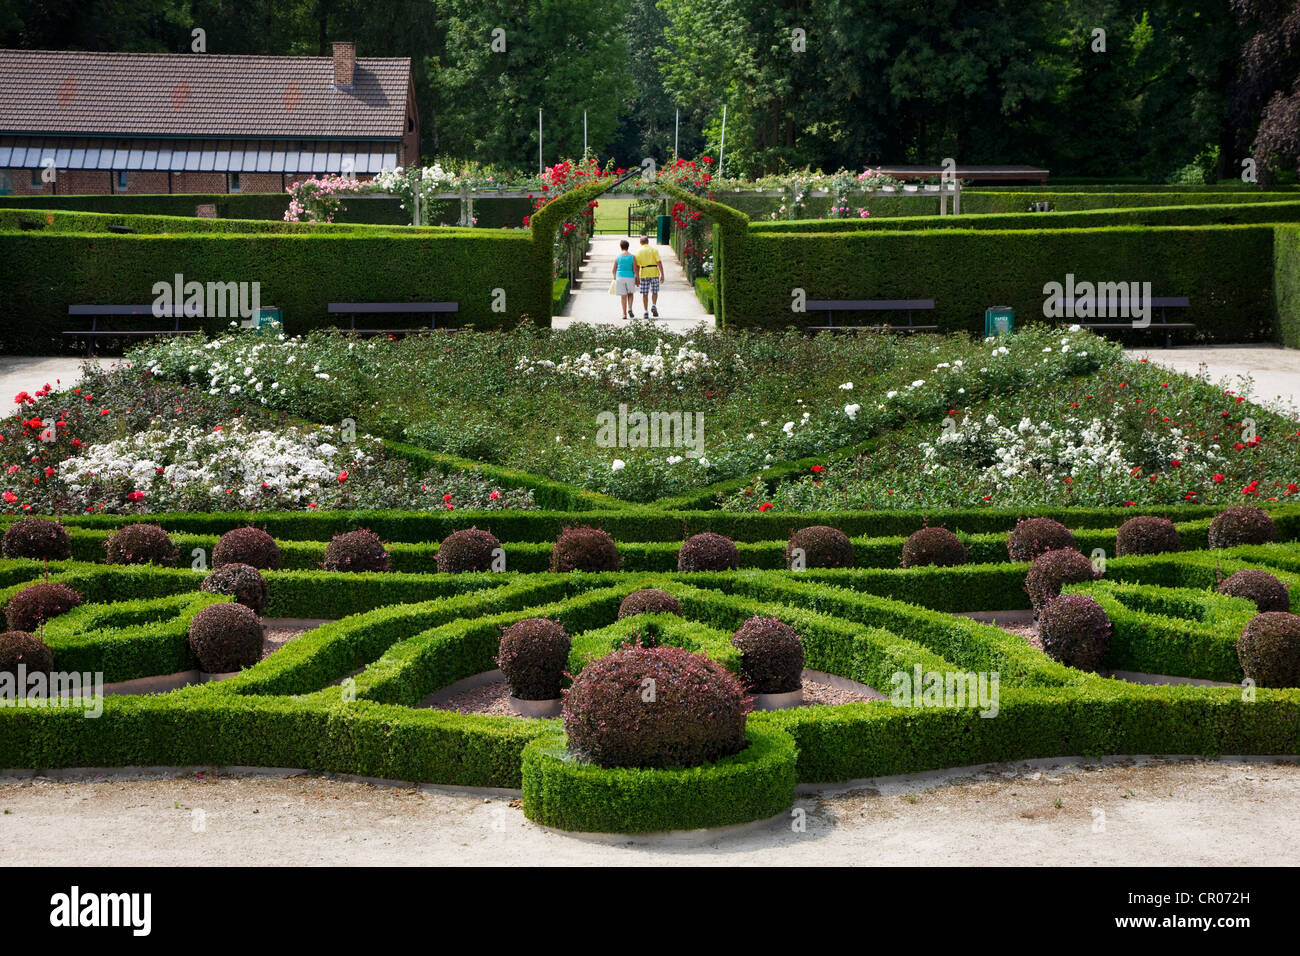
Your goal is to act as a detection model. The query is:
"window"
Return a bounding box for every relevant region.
[407,116,415,132]
[229,172,241,192]
[30,168,42,188]
[116,170,127,190]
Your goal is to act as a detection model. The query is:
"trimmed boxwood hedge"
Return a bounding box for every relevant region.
[0,228,543,353]
[1276,225,1300,348]
[717,223,1276,339]
[3,549,1300,829]
[0,192,533,228]
[750,200,1300,233]
[521,724,798,833]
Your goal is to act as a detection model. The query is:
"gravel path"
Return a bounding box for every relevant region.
[1,757,1295,865]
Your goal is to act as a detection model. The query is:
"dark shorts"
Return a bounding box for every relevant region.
[639,277,660,294]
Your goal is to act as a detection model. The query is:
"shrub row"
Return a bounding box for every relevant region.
[4,559,1300,823]
[11,503,1294,545]
[0,193,534,228]
[715,223,1277,340]
[0,227,545,353]
[750,200,1300,234]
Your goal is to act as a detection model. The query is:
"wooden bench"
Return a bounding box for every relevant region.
[326,302,458,336]
[805,299,938,333]
[1079,296,1193,348]
[62,304,203,356]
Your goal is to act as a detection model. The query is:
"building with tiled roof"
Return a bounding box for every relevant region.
[0,43,418,195]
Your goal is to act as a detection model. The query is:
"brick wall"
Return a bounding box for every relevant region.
[1,167,377,196]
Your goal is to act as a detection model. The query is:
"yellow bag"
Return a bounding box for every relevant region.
[608,278,619,295]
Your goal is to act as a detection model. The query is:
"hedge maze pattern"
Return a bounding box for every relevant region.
[3,508,1299,831]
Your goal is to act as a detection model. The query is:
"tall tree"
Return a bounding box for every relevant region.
[430,0,631,167]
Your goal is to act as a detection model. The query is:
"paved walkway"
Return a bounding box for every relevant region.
[553,234,715,333]
[1126,344,1300,416]
[0,356,112,401]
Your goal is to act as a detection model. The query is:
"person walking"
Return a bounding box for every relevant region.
[634,236,662,319]
[612,238,639,319]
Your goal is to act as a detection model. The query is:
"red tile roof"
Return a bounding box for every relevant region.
[0,49,411,139]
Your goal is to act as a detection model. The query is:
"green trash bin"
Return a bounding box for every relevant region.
[253,306,282,334]
[984,306,1014,338]
[656,214,672,245]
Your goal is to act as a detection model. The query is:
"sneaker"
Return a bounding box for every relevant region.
[643,311,650,320]
[651,305,659,317]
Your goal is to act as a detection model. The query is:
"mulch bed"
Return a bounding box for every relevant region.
[428,675,875,719]
[261,618,333,660]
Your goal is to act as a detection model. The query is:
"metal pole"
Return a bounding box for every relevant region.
[584,110,588,159]
[538,109,543,174]
[718,105,727,178]
[674,108,679,159]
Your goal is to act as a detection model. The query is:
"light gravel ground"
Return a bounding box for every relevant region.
[1,756,1295,866]
[0,356,112,401]
[1126,344,1300,416]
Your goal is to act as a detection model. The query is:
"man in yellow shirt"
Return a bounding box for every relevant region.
[634,236,662,319]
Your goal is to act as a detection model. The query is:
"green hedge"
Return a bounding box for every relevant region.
[0,228,543,353]
[552,277,569,314]
[0,192,534,228]
[521,725,798,833]
[716,223,1275,340]
[7,502,1297,545]
[3,553,1300,829]
[750,200,1300,234]
[694,276,715,313]
[1276,225,1300,349]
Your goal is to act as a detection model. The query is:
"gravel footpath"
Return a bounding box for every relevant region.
[1,757,1295,865]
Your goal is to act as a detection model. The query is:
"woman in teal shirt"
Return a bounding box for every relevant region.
[612,239,639,319]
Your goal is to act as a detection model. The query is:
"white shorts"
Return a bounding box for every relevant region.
[615,277,637,295]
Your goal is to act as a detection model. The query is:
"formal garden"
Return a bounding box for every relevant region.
[3,159,1300,831]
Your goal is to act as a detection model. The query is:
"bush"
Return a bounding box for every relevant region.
[1208,506,1277,548]
[563,645,747,769]
[1037,593,1112,672]
[1,517,71,561]
[1237,612,1300,687]
[550,526,622,573]
[103,523,179,566]
[435,527,501,574]
[1025,548,1099,609]
[730,616,804,694]
[0,630,54,678]
[4,582,83,632]
[321,528,390,573]
[1217,569,1291,613]
[497,617,571,700]
[187,602,264,673]
[1007,517,1075,562]
[901,527,967,568]
[212,526,282,570]
[201,564,269,614]
[786,526,854,570]
[617,588,683,619]
[677,532,740,572]
[1115,516,1182,556]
